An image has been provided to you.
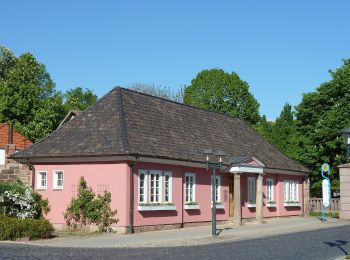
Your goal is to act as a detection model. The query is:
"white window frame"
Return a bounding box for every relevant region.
[163,171,172,203]
[185,173,196,203]
[284,180,299,202]
[149,170,162,203]
[138,169,173,204]
[266,178,274,202]
[247,177,256,203]
[138,169,148,204]
[53,170,64,189]
[211,175,221,203]
[37,171,47,189]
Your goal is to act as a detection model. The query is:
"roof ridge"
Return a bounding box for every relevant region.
[117,87,248,125]
[12,87,120,159]
[115,88,130,154]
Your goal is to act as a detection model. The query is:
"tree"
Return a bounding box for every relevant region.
[63,87,98,112]
[0,51,64,141]
[184,69,260,124]
[0,46,17,81]
[292,59,350,196]
[129,83,184,103]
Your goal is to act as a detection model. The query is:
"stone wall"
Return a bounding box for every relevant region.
[339,163,350,220]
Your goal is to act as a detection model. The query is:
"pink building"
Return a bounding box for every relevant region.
[13,87,310,233]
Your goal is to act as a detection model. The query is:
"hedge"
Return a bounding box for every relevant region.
[0,215,54,240]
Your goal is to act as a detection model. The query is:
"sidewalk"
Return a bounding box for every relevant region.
[23,217,350,248]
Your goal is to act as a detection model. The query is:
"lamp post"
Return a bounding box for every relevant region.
[203,148,226,237]
[342,127,350,161]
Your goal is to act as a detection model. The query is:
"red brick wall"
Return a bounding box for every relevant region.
[0,123,33,150]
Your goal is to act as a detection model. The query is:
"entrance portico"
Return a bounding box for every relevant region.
[228,155,265,225]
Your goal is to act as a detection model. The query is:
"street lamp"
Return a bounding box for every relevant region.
[342,127,350,161]
[203,148,226,237]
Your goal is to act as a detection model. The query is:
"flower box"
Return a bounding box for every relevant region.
[284,202,301,207]
[138,204,176,211]
[184,204,200,210]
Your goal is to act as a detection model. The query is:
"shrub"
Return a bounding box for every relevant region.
[0,215,54,240]
[0,181,50,219]
[64,177,118,232]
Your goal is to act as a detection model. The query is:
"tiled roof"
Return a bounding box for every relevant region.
[0,123,33,150]
[13,87,309,173]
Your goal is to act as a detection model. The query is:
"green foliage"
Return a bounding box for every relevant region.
[184,69,260,124]
[0,181,50,219]
[64,177,118,233]
[0,50,64,141]
[0,215,54,240]
[309,211,339,218]
[257,60,350,196]
[0,45,99,141]
[63,87,98,112]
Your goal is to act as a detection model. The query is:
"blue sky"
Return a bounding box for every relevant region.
[1,1,350,119]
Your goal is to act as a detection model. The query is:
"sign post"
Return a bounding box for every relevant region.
[321,163,331,223]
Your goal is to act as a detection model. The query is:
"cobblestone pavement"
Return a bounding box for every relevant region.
[0,225,349,260]
[23,217,350,248]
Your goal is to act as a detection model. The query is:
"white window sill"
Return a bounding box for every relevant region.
[246,203,256,208]
[267,203,276,208]
[284,202,301,207]
[53,187,63,190]
[138,204,176,211]
[184,204,200,210]
[211,204,224,209]
[36,187,47,191]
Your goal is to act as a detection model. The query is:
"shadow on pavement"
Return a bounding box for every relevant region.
[324,240,349,256]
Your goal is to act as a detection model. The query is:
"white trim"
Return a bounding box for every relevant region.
[266,202,276,207]
[184,173,196,203]
[138,169,148,204]
[53,170,64,189]
[163,171,172,203]
[230,166,264,174]
[284,202,302,207]
[266,178,274,202]
[138,204,176,211]
[246,203,256,208]
[247,176,256,203]
[37,171,47,189]
[211,203,224,209]
[184,204,200,210]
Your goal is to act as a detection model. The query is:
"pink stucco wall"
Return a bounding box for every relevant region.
[33,163,130,227]
[33,161,304,229]
[241,173,303,219]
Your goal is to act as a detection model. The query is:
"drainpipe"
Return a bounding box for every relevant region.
[128,156,139,234]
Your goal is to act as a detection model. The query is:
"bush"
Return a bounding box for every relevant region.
[0,181,50,219]
[0,215,54,240]
[64,177,118,232]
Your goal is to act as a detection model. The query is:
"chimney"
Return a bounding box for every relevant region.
[8,122,14,144]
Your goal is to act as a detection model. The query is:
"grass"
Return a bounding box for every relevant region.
[345,254,350,259]
[309,211,339,218]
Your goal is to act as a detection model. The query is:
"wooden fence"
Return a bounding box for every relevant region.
[309,198,340,212]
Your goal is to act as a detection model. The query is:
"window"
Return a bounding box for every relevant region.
[37,171,47,189]
[284,180,298,202]
[164,172,172,203]
[138,169,172,204]
[211,175,221,202]
[247,177,256,203]
[150,170,161,203]
[266,178,274,202]
[53,170,64,189]
[185,173,196,203]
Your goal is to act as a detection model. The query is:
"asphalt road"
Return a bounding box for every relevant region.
[0,225,349,260]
